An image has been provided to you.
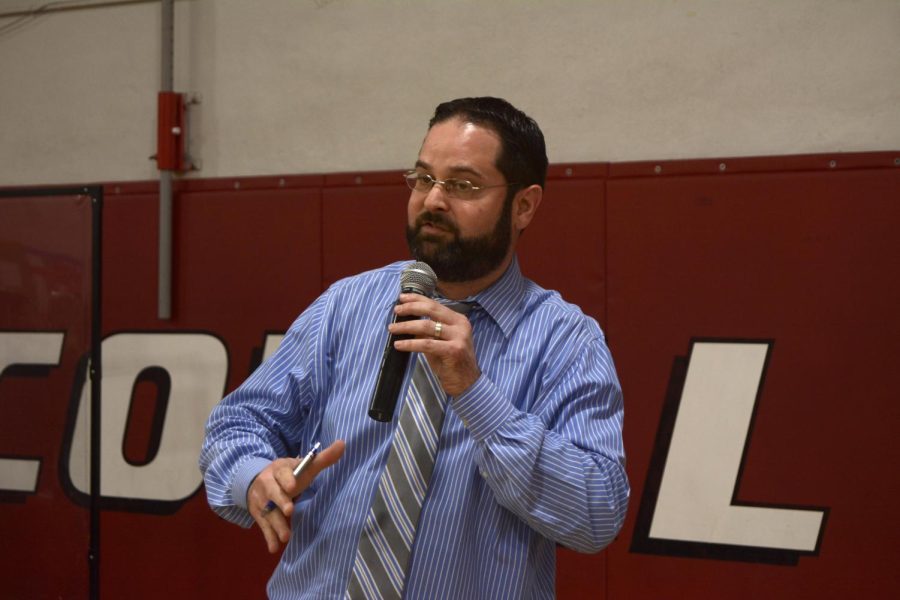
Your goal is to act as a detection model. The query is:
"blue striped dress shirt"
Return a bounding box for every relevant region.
[200,257,629,599]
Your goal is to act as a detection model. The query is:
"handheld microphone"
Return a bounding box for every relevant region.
[368,261,437,422]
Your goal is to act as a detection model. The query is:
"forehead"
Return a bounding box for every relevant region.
[417,118,502,179]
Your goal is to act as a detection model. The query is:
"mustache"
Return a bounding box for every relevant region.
[414,211,459,235]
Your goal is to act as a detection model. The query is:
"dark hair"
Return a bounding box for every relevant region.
[429,97,548,190]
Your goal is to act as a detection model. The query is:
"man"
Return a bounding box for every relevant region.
[200,97,629,599]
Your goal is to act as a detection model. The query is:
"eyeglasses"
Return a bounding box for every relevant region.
[404,170,518,201]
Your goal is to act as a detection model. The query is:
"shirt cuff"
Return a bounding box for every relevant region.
[232,456,273,511]
[451,374,516,442]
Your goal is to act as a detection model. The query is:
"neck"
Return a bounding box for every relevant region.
[435,250,515,300]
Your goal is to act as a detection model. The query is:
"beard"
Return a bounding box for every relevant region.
[405,196,513,283]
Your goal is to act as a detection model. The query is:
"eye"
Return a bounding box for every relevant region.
[447,179,475,196]
[407,172,433,191]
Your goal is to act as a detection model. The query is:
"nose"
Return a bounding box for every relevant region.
[422,182,450,211]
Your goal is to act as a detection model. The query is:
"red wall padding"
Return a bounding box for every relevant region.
[605,163,900,599]
[1,152,897,598]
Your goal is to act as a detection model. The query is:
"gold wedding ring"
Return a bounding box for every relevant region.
[433,321,443,340]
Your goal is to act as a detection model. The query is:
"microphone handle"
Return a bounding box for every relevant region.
[367,309,416,422]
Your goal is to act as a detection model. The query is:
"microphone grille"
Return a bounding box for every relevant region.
[400,261,437,297]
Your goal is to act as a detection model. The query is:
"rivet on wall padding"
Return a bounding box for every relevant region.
[565,168,573,176]
[234,181,241,190]
[718,163,727,172]
[355,176,363,185]
[654,165,662,174]
[279,178,286,187]
[829,160,837,168]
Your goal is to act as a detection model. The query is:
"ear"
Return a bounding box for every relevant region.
[513,184,543,232]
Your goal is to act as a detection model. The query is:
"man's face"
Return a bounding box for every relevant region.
[405,118,515,283]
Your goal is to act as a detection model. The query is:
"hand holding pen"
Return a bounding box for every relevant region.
[248,439,346,554]
[260,442,322,516]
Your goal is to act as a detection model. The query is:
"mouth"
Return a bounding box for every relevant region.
[415,213,456,237]
[419,221,448,235]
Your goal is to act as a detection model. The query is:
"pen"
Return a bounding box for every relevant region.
[260,442,322,517]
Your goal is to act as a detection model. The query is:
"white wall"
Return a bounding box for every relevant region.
[0,0,898,186]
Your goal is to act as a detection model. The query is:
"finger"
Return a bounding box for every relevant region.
[389,318,450,340]
[273,462,303,512]
[250,485,291,552]
[394,337,447,353]
[398,292,439,305]
[395,295,461,322]
[264,463,297,517]
[269,510,293,545]
[256,510,290,553]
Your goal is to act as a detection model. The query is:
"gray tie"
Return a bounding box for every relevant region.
[349,304,473,599]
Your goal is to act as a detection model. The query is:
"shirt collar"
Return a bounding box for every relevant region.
[461,256,527,339]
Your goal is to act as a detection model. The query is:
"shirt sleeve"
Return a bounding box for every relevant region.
[198,290,333,528]
[451,334,630,553]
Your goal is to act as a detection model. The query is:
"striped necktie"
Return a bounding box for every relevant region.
[349,304,472,599]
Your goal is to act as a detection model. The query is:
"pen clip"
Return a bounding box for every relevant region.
[292,441,322,477]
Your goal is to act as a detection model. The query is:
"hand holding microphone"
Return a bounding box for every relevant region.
[390,293,480,398]
[368,262,480,422]
[368,262,438,422]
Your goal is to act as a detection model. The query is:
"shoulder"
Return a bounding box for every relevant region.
[517,280,619,392]
[519,278,606,347]
[323,261,408,304]
[284,261,408,334]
